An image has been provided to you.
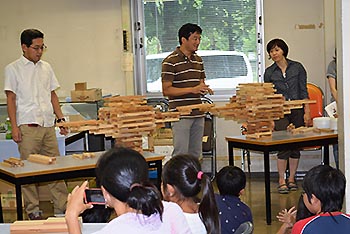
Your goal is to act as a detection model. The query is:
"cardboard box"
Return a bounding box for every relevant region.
[71,88,102,102]
[74,82,87,91]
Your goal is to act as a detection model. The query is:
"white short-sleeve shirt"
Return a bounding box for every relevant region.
[4,56,60,127]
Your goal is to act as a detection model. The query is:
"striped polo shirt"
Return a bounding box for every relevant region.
[161,47,206,118]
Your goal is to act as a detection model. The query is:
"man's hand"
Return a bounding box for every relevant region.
[11,126,22,143]
[193,83,212,95]
[304,112,312,127]
[59,126,69,136]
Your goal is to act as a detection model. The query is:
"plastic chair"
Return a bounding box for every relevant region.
[307,82,324,120]
[286,83,325,179]
[201,96,217,178]
[233,221,254,234]
[240,123,251,173]
[303,82,324,151]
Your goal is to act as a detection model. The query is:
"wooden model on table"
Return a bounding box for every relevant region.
[57,84,316,150]
[212,83,315,139]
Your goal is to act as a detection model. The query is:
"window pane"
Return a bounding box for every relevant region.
[143,0,258,94]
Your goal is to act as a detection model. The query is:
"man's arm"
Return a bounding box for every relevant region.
[5,90,22,143]
[51,91,68,135]
[162,79,211,97]
[328,77,338,103]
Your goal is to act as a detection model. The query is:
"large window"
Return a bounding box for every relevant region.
[133,0,263,99]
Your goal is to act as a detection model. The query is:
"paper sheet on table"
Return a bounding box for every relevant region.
[325,101,337,117]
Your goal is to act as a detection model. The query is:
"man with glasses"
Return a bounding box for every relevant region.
[4,29,68,220]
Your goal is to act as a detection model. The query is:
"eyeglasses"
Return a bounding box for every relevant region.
[29,45,47,51]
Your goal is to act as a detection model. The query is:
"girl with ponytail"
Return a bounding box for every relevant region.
[162,154,220,234]
[65,147,191,234]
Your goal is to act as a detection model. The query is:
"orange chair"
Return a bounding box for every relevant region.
[307,82,324,121]
[302,82,324,153]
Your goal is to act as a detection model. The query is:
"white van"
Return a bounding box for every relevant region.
[146,50,253,92]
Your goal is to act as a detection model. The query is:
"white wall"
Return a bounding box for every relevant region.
[336,0,350,212]
[0,0,127,99]
[264,0,326,92]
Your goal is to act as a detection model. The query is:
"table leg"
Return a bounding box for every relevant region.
[155,160,162,190]
[148,160,162,191]
[0,192,3,223]
[15,184,23,220]
[228,142,234,166]
[323,145,330,165]
[264,150,271,225]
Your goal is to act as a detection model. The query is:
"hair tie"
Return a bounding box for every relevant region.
[197,171,204,180]
[129,183,142,191]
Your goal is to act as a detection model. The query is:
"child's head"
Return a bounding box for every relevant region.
[96,146,163,218]
[162,154,220,234]
[302,165,346,214]
[162,154,202,200]
[216,166,246,197]
[81,205,112,223]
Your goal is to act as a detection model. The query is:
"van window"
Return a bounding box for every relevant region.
[146,58,163,83]
[146,51,253,92]
[202,55,248,80]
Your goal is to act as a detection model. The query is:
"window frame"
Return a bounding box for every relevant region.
[132,0,265,101]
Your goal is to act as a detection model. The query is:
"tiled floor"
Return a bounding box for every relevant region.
[2,151,327,233]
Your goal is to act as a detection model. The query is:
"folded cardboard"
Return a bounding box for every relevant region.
[71,88,102,102]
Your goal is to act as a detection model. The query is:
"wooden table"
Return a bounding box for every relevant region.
[0,151,164,222]
[0,222,106,234]
[226,130,338,225]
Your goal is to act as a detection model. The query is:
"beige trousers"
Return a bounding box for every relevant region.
[18,125,68,214]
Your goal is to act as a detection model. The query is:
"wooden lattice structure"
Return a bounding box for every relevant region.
[57,95,181,152]
[212,83,315,139]
[58,85,316,149]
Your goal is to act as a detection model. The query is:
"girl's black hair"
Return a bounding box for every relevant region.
[162,154,220,234]
[96,146,163,218]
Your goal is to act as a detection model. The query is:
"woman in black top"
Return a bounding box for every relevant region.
[264,38,311,194]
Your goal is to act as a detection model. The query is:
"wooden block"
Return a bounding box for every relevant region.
[72,152,96,160]
[3,157,24,167]
[290,126,315,134]
[313,128,335,133]
[28,154,56,165]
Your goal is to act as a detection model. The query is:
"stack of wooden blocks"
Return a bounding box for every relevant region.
[98,95,156,152]
[57,95,182,153]
[213,83,315,139]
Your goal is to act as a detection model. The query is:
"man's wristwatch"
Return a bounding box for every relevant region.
[56,118,66,123]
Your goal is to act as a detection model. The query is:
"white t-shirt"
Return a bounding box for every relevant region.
[184,212,206,234]
[4,56,60,127]
[92,201,192,234]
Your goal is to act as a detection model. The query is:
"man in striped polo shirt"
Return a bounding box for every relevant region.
[162,23,213,158]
